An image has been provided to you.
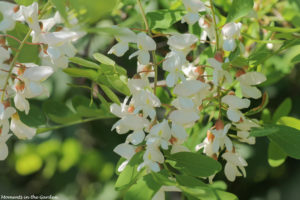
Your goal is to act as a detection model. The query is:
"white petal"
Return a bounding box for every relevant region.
[138,50,150,65]
[224,163,237,182]
[166,73,177,87]
[237,72,267,86]
[227,109,243,122]
[14,93,30,114]
[0,143,9,160]
[113,143,136,159]
[108,42,129,57]
[10,115,36,139]
[240,84,262,99]
[223,39,236,52]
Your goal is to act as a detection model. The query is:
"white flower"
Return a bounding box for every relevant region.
[234,119,259,145]
[137,146,164,172]
[221,22,242,51]
[211,123,232,153]
[129,32,156,65]
[222,151,247,182]
[198,15,218,43]
[13,64,54,114]
[207,58,232,86]
[113,143,136,172]
[181,0,206,25]
[108,27,137,57]
[0,120,12,160]
[110,97,149,144]
[167,34,198,55]
[0,1,16,32]
[169,110,199,127]
[127,78,150,95]
[237,72,266,99]
[17,63,54,98]
[131,90,161,120]
[10,113,36,139]
[170,123,189,154]
[222,95,250,122]
[146,120,172,150]
[163,51,186,87]
[0,103,16,121]
[195,130,215,157]
[173,80,211,108]
[39,30,83,69]
[15,2,40,33]
[182,63,199,80]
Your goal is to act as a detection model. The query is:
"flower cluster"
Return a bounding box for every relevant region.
[0,2,82,160]
[109,0,267,192]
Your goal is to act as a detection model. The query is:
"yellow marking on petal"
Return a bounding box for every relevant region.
[148,153,152,160]
[138,44,143,50]
[158,130,163,136]
[146,98,150,105]
[27,17,33,24]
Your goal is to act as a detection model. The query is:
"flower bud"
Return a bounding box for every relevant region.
[215,119,224,130]
[169,136,178,145]
[235,69,246,77]
[128,105,135,113]
[13,5,20,13]
[214,51,224,63]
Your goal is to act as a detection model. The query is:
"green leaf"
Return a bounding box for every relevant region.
[14,0,36,6]
[167,152,222,177]
[50,0,68,23]
[69,0,117,24]
[71,95,112,118]
[177,175,238,200]
[99,84,120,104]
[250,125,279,137]
[272,98,292,123]
[7,22,39,63]
[63,68,98,81]
[146,10,185,29]
[19,105,47,127]
[69,57,100,69]
[43,100,81,124]
[151,170,176,186]
[115,152,144,190]
[105,74,131,96]
[93,53,116,66]
[263,26,300,33]
[277,116,300,130]
[267,125,300,159]
[268,142,287,167]
[291,54,300,63]
[226,0,254,23]
[124,173,162,200]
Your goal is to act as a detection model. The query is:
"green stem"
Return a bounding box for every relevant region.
[137,0,158,95]
[209,0,220,51]
[1,29,32,102]
[37,115,115,134]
